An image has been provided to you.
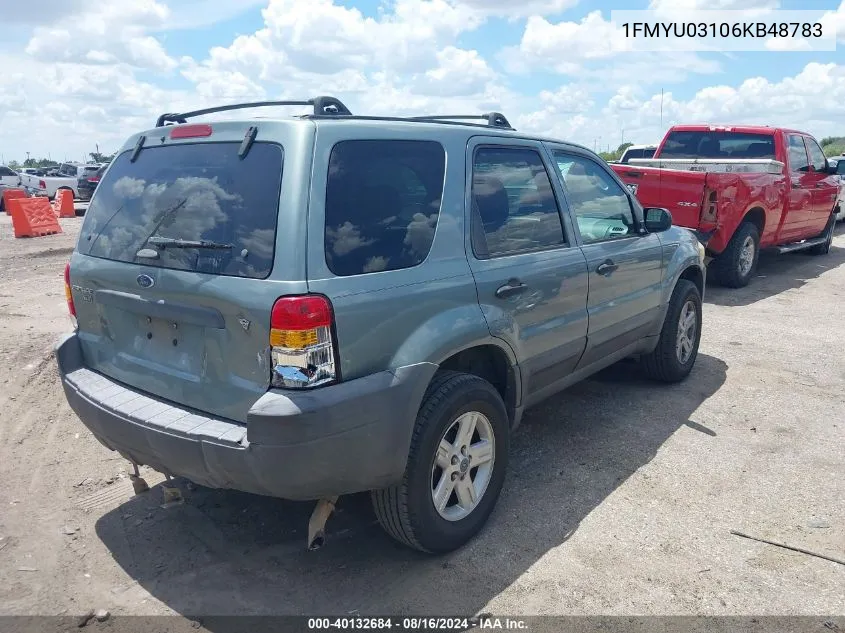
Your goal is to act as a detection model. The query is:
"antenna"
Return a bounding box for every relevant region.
[660,88,664,128]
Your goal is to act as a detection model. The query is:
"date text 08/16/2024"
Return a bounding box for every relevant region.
[307,617,529,630]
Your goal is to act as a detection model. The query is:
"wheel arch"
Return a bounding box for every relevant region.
[435,342,521,429]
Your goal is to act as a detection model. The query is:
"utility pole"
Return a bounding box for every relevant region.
[660,88,664,129]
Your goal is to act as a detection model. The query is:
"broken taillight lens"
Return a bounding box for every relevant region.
[700,189,718,230]
[269,295,337,389]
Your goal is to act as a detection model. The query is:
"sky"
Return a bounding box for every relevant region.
[0,0,843,164]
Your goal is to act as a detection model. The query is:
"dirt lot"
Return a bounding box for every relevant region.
[0,214,843,621]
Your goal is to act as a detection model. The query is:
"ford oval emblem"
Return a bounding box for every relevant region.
[137,274,155,289]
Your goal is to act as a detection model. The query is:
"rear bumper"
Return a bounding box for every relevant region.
[56,333,436,500]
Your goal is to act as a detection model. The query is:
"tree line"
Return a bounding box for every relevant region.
[5,152,116,171]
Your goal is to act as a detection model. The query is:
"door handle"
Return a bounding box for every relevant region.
[596,260,619,276]
[815,182,826,188]
[495,278,527,298]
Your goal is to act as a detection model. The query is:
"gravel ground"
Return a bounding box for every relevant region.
[0,215,842,622]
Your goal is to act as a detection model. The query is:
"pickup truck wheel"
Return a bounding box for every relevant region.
[808,214,835,255]
[371,371,509,553]
[640,280,702,383]
[714,222,759,288]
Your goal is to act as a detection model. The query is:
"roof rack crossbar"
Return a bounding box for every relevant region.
[407,112,513,129]
[155,96,352,127]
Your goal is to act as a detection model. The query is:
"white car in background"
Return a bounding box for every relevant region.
[0,165,22,188]
[19,162,98,199]
[829,156,845,222]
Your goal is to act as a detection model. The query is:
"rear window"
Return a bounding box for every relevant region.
[620,148,655,163]
[78,142,283,279]
[660,131,776,159]
[324,140,445,277]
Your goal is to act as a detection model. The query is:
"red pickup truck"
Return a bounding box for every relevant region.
[611,125,842,287]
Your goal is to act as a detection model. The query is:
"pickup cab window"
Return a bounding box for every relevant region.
[660,131,775,159]
[787,135,810,172]
[805,138,827,172]
[554,152,636,244]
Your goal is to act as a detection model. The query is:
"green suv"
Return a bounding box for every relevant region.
[57,97,706,553]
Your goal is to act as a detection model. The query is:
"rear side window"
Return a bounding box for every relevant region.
[324,140,445,277]
[78,142,283,279]
[471,147,565,258]
[661,131,776,159]
[787,135,810,172]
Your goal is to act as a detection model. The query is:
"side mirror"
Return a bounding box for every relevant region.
[644,207,673,232]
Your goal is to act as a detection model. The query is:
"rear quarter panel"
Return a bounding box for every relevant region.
[304,121,512,383]
[702,171,786,252]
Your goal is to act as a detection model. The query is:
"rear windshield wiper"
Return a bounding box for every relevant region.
[148,236,234,250]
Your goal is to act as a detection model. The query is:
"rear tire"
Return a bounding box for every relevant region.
[809,213,835,255]
[641,280,702,383]
[371,371,509,553]
[713,222,759,288]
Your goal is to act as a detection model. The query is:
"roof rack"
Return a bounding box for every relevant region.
[407,113,513,129]
[154,96,513,131]
[155,96,352,127]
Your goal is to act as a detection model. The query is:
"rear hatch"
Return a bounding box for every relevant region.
[71,127,302,422]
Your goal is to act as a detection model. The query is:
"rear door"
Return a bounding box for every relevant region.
[465,139,589,403]
[804,136,838,232]
[71,129,304,423]
[782,134,815,241]
[549,148,664,368]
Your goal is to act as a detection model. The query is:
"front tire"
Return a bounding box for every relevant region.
[641,279,702,383]
[371,371,509,553]
[713,222,760,288]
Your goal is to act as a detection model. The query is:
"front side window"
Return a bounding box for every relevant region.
[78,142,284,279]
[554,152,636,244]
[787,135,810,172]
[471,147,565,258]
[805,138,827,172]
[324,140,445,277]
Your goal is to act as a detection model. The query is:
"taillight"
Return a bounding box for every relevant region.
[269,295,338,389]
[700,189,718,229]
[64,263,78,329]
[88,176,100,183]
[39,179,46,190]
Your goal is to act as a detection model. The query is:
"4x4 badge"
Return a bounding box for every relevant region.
[239,318,250,331]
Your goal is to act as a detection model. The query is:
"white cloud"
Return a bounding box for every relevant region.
[25,1,176,71]
[453,0,579,19]
[1,0,844,165]
[649,0,780,10]
[518,62,845,152]
[502,11,722,81]
[821,1,845,42]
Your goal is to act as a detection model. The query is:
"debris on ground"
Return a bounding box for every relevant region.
[77,610,95,628]
[94,609,110,622]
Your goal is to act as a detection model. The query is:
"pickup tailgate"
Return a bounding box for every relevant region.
[611,163,707,229]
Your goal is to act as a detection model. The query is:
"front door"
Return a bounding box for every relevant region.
[782,134,815,241]
[465,139,589,402]
[804,136,839,233]
[548,149,664,369]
